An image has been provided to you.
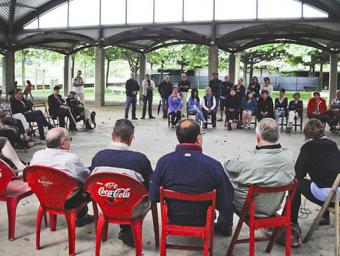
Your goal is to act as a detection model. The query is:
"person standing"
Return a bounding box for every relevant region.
[209,72,222,111]
[23,80,34,100]
[141,74,155,119]
[158,75,173,118]
[248,76,261,99]
[72,70,85,103]
[261,77,274,97]
[124,72,140,120]
[218,75,233,122]
[178,74,191,115]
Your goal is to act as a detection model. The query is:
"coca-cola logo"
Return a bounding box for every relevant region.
[98,182,131,199]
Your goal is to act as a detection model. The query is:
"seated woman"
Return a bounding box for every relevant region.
[168,87,182,128]
[257,90,274,121]
[225,88,241,130]
[291,119,340,245]
[307,91,327,121]
[187,88,206,125]
[10,89,52,140]
[287,92,303,133]
[274,88,288,123]
[241,91,257,129]
[66,91,96,129]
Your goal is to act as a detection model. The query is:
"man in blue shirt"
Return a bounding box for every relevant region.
[150,119,234,236]
[90,119,153,247]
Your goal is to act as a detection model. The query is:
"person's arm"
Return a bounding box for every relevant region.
[158,82,163,98]
[149,160,164,203]
[201,98,208,111]
[142,156,153,189]
[294,146,309,180]
[320,99,328,113]
[69,155,90,183]
[211,97,217,110]
[307,99,313,117]
[275,98,280,109]
[283,98,288,109]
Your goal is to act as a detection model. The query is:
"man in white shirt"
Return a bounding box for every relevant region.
[30,127,93,226]
[201,87,217,128]
[72,70,85,104]
[141,74,155,119]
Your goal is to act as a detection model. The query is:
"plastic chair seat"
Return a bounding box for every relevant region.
[5,180,32,198]
[165,224,207,237]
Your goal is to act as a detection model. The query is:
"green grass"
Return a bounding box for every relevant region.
[28,88,316,104]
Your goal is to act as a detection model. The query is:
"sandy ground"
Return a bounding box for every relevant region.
[1,105,339,256]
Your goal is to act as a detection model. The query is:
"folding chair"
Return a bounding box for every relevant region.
[279,114,289,132]
[0,160,33,240]
[294,115,303,132]
[227,181,297,256]
[159,187,216,256]
[24,165,98,256]
[303,173,340,255]
[85,172,159,256]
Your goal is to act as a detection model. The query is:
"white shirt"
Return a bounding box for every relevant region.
[30,148,90,182]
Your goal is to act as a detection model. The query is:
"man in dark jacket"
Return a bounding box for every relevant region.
[124,72,140,120]
[178,74,191,114]
[257,90,274,121]
[48,86,77,130]
[209,72,222,109]
[10,89,52,140]
[150,119,234,236]
[158,75,173,118]
[219,75,233,122]
[90,119,152,247]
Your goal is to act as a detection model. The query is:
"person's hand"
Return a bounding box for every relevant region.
[61,105,70,110]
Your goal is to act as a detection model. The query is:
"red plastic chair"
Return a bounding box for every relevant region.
[159,187,217,256]
[227,181,298,256]
[0,159,33,240]
[24,165,98,256]
[85,172,159,256]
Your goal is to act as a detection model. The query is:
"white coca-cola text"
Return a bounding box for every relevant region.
[98,187,131,198]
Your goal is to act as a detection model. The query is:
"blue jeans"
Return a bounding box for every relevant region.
[125,96,137,119]
[189,109,206,123]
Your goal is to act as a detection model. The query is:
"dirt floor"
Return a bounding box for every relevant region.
[1,105,339,256]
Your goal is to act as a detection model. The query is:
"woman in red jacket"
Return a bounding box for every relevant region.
[307,91,327,121]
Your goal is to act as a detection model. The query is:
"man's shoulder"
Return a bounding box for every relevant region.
[95,149,150,161]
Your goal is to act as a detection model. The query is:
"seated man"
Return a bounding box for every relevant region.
[150,119,234,236]
[225,118,295,217]
[257,90,274,121]
[322,90,340,131]
[90,119,152,247]
[201,87,217,128]
[287,92,303,133]
[167,87,182,127]
[30,127,93,227]
[48,86,77,131]
[307,91,327,121]
[66,91,96,129]
[274,88,288,123]
[10,89,52,140]
[225,88,241,130]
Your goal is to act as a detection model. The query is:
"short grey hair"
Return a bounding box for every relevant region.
[46,128,67,148]
[256,118,279,143]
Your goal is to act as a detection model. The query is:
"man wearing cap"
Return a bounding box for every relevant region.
[72,70,85,103]
[48,86,77,131]
[307,91,327,121]
[209,72,222,112]
[67,91,96,129]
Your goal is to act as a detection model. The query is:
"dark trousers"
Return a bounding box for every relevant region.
[142,95,153,118]
[0,128,25,147]
[55,108,76,129]
[169,111,181,126]
[64,189,90,218]
[323,110,340,128]
[1,117,26,135]
[203,109,217,126]
[125,96,137,119]
[162,98,169,118]
[24,110,49,139]
[225,110,240,121]
[291,179,328,224]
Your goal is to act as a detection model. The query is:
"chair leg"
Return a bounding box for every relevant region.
[210,221,215,256]
[43,212,48,227]
[95,214,106,256]
[227,217,244,256]
[92,201,98,228]
[160,226,167,256]
[249,226,255,256]
[102,222,109,241]
[335,191,339,256]
[265,228,279,253]
[151,203,160,247]
[49,214,57,231]
[131,217,144,256]
[36,206,44,250]
[65,210,77,256]
[286,223,291,256]
[6,198,18,241]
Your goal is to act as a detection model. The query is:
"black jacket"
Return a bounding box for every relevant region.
[248,83,261,98]
[158,81,173,99]
[209,79,222,96]
[225,95,241,110]
[288,100,303,116]
[233,84,246,103]
[257,97,274,118]
[10,97,33,114]
[220,81,233,98]
[125,79,140,97]
[275,97,288,110]
[66,97,83,116]
[178,80,191,92]
[295,138,340,188]
[48,94,65,117]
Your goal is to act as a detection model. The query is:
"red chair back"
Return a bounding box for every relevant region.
[24,165,81,212]
[0,160,16,197]
[85,172,148,221]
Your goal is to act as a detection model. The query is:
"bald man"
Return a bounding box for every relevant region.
[150,119,234,236]
[30,128,93,227]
